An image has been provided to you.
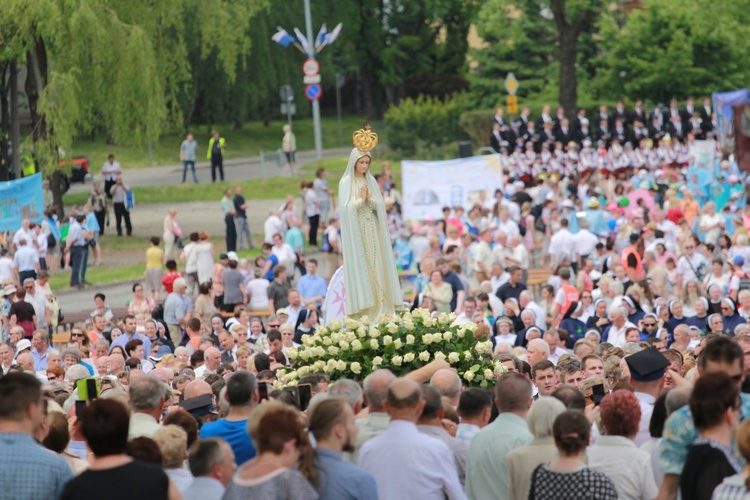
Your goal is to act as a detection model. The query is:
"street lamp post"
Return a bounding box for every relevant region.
[272,6,342,161]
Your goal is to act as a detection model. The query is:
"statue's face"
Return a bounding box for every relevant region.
[355,156,371,175]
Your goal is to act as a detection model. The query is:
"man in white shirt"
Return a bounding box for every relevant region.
[271,233,297,272]
[472,230,494,286]
[548,218,577,266]
[358,378,466,500]
[13,240,40,283]
[543,330,565,366]
[101,154,122,199]
[698,201,724,246]
[12,219,34,249]
[181,438,235,500]
[22,278,50,331]
[195,347,222,378]
[263,212,283,244]
[575,219,599,262]
[675,240,709,290]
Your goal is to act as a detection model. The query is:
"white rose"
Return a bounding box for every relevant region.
[357,326,367,338]
[315,346,326,357]
[344,318,359,330]
[386,322,399,334]
[336,360,347,371]
[437,312,449,325]
[448,352,460,363]
[456,328,466,339]
[328,319,342,331]
[315,325,328,335]
[448,312,457,322]
[370,339,379,350]
[328,346,339,356]
[303,335,316,346]
[351,339,363,351]
[351,362,362,374]
[331,332,342,344]
[360,315,371,326]
[327,359,337,368]
[298,349,310,361]
[404,352,415,362]
[494,362,507,375]
[339,340,350,351]
[404,320,415,331]
[406,335,416,345]
[484,369,494,380]
[463,350,473,361]
[345,332,356,343]
[313,361,325,371]
[424,317,436,327]
[372,356,384,367]
[431,333,443,343]
[465,322,478,333]
[464,371,475,382]
[369,326,381,338]
[419,351,430,362]
[443,331,453,342]
[393,339,403,350]
[392,355,403,366]
[434,352,447,362]
[286,349,298,360]
[421,334,433,345]
[383,335,393,345]
[323,336,333,346]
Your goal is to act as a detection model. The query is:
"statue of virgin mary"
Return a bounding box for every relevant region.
[338,126,403,319]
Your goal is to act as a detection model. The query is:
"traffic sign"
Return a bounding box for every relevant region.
[303,58,320,77]
[280,84,294,102]
[504,73,519,96]
[281,103,296,115]
[305,84,322,101]
[303,74,321,84]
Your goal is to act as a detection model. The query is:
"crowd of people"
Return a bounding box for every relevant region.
[1,97,750,499]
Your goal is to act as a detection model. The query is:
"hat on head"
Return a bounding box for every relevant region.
[219,253,229,260]
[15,339,31,353]
[227,251,239,262]
[587,198,600,208]
[3,284,17,296]
[625,347,671,382]
[180,394,218,417]
[734,256,745,266]
[276,308,289,316]
[562,199,575,209]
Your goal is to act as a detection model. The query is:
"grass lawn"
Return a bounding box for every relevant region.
[49,263,147,290]
[65,157,402,207]
[72,116,369,169]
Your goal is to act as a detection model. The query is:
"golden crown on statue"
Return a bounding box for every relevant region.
[353,125,379,152]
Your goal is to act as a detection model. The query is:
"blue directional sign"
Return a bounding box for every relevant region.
[305,84,322,101]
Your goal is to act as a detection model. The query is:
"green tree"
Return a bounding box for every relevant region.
[594,0,750,103]
[0,0,264,211]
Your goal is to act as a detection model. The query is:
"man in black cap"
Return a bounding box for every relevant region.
[626,347,670,446]
[181,393,219,428]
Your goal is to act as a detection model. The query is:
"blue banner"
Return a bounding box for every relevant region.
[713,88,750,150]
[0,174,44,232]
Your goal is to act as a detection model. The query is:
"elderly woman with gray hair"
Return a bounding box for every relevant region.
[506,397,567,500]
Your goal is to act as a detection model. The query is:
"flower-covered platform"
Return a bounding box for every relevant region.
[278,309,506,387]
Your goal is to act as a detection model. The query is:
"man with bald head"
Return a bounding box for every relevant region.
[466,373,534,499]
[350,369,396,463]
[430,368,463,407]
[95,355,109,377]
[16,352,35,372]
[150,367,175,387]
[107,353,125,374]
[184,379,213,400]
[358,378,465,500]
[196,347,221,378]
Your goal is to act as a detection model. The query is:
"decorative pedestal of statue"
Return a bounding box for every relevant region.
[327,126,403,321]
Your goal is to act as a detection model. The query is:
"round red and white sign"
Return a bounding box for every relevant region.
[302,58,320,77]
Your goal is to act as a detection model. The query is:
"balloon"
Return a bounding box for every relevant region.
[618,197,630,207]
[608,219,617,230]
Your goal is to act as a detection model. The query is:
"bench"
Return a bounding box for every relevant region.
[526,268,553,300]
[221,308,273,320]
[52,331,71,350]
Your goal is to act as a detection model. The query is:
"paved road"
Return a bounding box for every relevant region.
[68,147,351,194]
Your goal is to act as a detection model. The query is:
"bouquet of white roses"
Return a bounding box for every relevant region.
[277,308,505,388]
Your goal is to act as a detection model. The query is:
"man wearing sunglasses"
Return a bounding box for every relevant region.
[658,336,749,499]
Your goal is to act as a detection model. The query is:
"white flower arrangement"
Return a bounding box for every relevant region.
[279,309,506,388]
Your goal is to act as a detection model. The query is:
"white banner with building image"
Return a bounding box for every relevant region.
[401,154,505,221]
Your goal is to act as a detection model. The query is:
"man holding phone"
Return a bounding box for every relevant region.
[199,371,258,466]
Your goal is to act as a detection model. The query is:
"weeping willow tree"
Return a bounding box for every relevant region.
[0,0,264,212]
